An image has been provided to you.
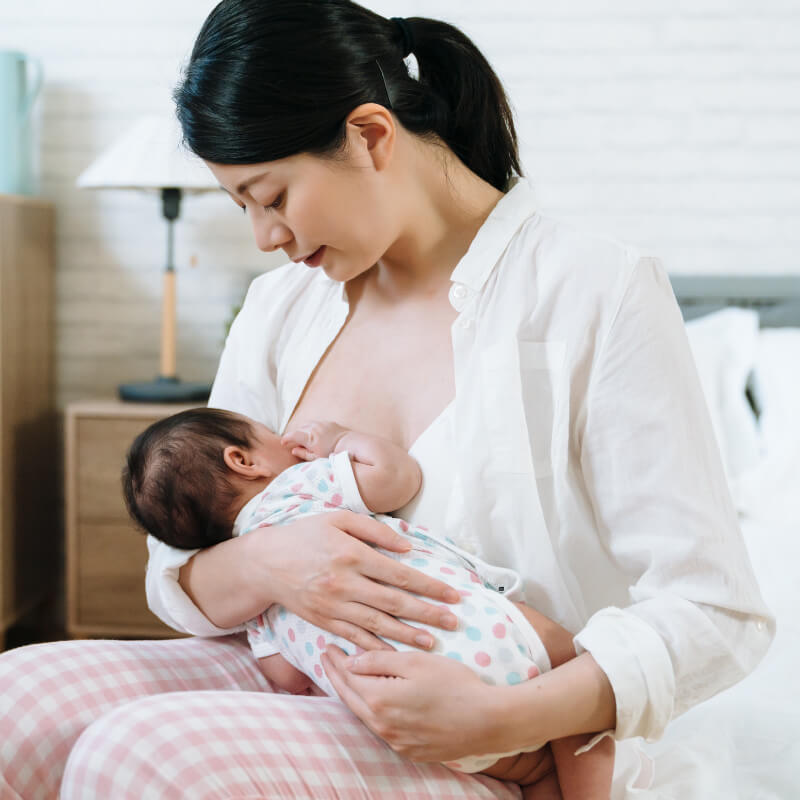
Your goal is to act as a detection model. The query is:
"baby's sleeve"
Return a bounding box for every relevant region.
[329,451,372,515]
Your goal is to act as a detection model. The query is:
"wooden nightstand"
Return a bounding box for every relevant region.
[65,400,200,638]
[0,195,57,650]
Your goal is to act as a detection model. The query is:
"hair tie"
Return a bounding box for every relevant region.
[390,17,414,58]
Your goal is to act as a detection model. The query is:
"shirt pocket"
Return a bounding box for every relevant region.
[481,340,567,477]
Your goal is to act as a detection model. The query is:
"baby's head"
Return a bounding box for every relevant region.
[122,408,298,549]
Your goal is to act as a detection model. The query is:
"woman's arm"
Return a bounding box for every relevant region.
[173,511,464,649]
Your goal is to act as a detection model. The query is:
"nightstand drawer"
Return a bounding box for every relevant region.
[74,521,176,634]
[76,416,159,521]
[66,401,197,638]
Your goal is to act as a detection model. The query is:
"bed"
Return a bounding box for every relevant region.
[639,275,800,799]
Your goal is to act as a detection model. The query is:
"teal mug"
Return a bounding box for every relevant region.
[0,50,43,196]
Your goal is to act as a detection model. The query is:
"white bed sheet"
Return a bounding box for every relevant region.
[640,513,800,799]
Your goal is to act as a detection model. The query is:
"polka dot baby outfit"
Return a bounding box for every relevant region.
[240,451,551,772]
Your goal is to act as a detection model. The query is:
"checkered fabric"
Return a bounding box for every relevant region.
[0,635,521,800]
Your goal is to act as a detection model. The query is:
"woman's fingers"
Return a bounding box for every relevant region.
[324,616,396,652]
[353,582,460,638]
[361,550,461,607]
[334,511,417,555]
[321,646,382,724]
[335,601,440,650]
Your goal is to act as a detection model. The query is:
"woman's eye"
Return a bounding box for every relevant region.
[265,193,284,212]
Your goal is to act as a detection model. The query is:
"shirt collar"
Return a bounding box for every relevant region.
[449,176,538,292]
[317,175,537,300]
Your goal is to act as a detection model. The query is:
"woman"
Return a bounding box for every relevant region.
[0,2,773,797]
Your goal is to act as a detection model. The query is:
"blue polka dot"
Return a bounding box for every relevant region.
[318,480,328,492]
[506,671,522,685]
[298,501,313,513]
[410,558,429,567]
[305,642,314,656]
[517,644,526,655]
[466,626,482,641]
[445,651,463,662]
[484,606,499,615]
[278,608,287,619]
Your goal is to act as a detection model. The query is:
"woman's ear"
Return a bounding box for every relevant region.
[344,103,395,172]
[223,445,273,479]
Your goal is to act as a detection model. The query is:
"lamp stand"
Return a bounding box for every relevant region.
[118,188,211,403]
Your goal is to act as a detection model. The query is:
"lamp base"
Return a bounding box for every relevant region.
[118,376,211,403]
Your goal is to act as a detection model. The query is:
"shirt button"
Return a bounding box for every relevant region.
[756,619,766,631]
[448,283,469,311]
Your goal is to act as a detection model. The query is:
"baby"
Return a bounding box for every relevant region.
[122,408,613,799]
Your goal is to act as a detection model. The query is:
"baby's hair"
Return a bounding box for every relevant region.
[122,408,256,549]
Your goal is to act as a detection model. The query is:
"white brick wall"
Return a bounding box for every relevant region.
[1,0,799,406]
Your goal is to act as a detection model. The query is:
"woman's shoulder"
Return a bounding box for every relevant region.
[515,213,645,288]
[496,214,663,340]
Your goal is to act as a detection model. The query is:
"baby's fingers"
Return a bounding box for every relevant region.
[290,446,315,461]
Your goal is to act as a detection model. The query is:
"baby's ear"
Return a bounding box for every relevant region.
[223,444,251,475]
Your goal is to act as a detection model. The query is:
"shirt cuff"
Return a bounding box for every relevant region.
[573,606,675,742]
[330,450,372,515]
[145,536,245,637]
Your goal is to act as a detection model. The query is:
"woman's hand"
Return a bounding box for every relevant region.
[259,511,461,652]
[322,645,510,762]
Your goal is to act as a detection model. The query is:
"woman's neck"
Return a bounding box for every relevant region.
[367,135,505,302]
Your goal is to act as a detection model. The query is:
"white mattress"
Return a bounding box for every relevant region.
[640,514,800,799]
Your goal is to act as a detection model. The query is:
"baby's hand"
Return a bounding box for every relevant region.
[281,421,349,460]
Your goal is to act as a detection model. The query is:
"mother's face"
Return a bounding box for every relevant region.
[206,107,401,283]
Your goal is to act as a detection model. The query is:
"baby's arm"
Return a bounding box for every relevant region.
[281,421,421,512]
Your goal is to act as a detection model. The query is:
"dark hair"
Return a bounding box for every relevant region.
[122,408,256,549]
[173,0,521,191]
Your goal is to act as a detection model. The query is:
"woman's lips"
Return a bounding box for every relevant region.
[304,246,325,267]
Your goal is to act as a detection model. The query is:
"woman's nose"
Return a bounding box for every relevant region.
[253,218,293,253]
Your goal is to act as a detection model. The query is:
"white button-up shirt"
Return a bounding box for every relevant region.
[145,177,774,743]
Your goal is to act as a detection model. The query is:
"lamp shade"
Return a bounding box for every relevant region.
[76,115,219,192]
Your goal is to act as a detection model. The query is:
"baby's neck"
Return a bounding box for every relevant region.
[229,476,275,532]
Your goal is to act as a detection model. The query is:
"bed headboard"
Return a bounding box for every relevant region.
[669,274,800,327]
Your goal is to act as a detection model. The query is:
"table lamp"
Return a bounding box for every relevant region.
[76,114,219,402]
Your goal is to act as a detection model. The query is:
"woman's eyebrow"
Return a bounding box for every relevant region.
[234,171,270,195]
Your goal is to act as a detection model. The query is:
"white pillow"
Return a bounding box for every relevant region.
[736,328,800,522]
[684,308,762,486]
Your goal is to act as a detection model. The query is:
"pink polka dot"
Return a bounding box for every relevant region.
[316,635,326,649]
[440,566,456,575]
[506,615,513,623]
[314,664,323,678]
[492,623,506,639]
[458,589,471,597]
[285,504,299,513]
[469,572,481,583]
[418,525,428,531]
[399,520,409,532]
[527,665,540,679]
[474,652,491,667]
[291,483,303,492]
[329,473,335,482]
[418,548,433,554]
[330,493,343,506]
[288,629,295,642]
